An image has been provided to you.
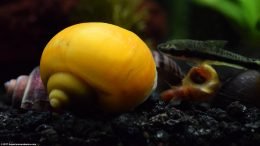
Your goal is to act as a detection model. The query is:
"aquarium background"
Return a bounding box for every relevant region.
[0,0,259,93]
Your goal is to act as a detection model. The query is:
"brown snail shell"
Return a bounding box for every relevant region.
[215,70,260,107]
[152,51,184,92]
[4,67,50,111]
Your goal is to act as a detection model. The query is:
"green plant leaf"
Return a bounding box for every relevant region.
[194,0,260,47]
[239,0,258,30]
[194,0,244,25]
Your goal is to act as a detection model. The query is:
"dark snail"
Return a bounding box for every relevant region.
[215,70,260,107]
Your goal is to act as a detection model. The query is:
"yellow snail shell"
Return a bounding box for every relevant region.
[40,22,157,113]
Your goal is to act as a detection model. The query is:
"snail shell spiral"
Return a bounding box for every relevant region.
[152,50,184,92]
[160,63,221,102]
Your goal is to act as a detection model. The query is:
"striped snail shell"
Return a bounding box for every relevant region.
[152,50,184,92]
[4,67,50,111]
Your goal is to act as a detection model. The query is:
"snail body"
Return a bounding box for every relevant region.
[40,22,157,113]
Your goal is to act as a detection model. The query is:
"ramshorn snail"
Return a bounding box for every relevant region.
[160,63,221,102]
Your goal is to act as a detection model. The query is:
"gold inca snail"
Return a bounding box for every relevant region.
[38,22,158,113]
[160,63,221,102]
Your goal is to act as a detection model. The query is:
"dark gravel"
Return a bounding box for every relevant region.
[0,94,260,146]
